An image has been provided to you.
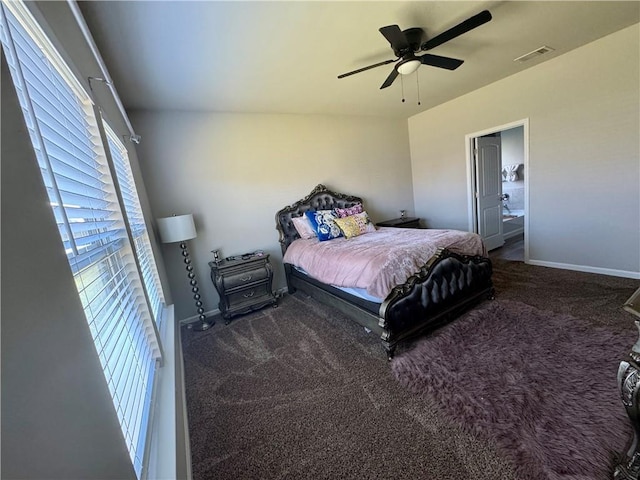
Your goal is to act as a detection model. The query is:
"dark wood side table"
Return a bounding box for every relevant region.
[616,319,640,480]
[209,255,277,323]
[376,217,422,229]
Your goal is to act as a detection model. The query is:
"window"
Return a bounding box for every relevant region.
[1,2,164,477]
[105,125,165,329]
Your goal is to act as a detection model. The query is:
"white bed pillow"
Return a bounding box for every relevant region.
[292,215,317,239]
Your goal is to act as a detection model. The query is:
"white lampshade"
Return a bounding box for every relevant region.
[157,214,197,243]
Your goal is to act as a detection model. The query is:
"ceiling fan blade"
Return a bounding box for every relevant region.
[379,24,409,53]
[421,10,492,51]
[337,59,397,79]
[419,53,464,70]
[380,68,399,89]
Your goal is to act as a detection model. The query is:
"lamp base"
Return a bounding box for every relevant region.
[188,318,215,332]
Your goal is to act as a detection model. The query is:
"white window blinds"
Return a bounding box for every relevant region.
[105,125,165,328]
[1,2,163,477]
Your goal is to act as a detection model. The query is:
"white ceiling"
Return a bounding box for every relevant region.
[78,1,640,118]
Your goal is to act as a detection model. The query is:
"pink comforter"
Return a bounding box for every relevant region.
[283,227,486,300]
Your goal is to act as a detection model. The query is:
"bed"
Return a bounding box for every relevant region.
[275,184,494,359]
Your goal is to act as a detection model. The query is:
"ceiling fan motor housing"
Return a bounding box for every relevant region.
[401,27,426,54]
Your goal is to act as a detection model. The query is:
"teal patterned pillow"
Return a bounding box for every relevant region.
[305,210,343,241]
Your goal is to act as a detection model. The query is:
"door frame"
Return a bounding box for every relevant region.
[465,118,530,262]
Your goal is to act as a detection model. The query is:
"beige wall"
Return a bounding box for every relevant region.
[501,126,525,169]
[131,112,413,320]
[408,23,640,276]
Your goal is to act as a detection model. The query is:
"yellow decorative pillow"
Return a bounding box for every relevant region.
[334,212,376,239]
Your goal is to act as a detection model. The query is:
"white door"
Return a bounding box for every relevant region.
[475,136,504,251]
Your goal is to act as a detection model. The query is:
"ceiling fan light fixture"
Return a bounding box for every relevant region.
[397,58,421,75]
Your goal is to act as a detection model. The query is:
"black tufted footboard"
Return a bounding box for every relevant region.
[379,248,494,358]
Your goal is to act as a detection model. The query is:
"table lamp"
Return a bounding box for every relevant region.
[157,214,213,331]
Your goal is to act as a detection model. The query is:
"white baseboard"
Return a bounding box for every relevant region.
[179,309,219,326]
[527,259,640,280]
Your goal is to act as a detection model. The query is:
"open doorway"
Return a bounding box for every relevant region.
[466,119,529,262]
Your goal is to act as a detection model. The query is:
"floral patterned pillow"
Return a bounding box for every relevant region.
[304,210,343,241]
[334,203,363,218]
[334,212,377,239]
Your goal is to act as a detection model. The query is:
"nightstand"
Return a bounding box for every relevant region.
[209,254,277,323]
[376,217,422,229]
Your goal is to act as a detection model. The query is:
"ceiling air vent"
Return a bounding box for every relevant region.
[514,45,555,63]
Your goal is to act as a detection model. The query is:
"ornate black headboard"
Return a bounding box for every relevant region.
[275,184,363,255]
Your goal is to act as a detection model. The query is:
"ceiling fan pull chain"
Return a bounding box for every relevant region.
[416,72,421,106]
[401,75,405,103]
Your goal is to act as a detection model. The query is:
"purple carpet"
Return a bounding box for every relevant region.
[391,300,634,480]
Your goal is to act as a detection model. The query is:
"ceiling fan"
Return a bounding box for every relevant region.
[338,10,492,89]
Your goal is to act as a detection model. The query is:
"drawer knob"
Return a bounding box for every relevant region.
[243,290,255,298]
[240,274,252,282]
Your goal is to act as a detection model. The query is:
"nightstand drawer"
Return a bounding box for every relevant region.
[223,267,269,289]
[226,282,272,306]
